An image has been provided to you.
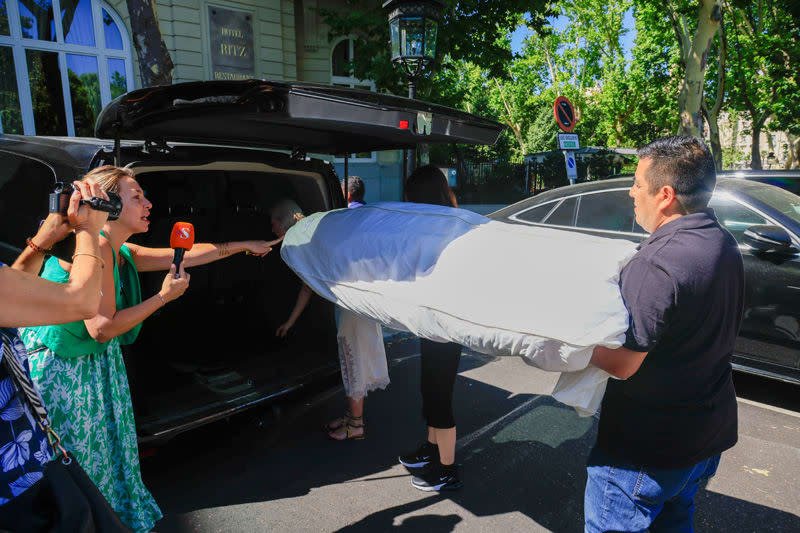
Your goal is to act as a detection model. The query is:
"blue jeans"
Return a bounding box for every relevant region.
[585,446,721,533]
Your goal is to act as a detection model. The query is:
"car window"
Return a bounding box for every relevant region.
[0,153,55,263]
[543,197,577,226]
[747,178,800,196]
[515,202,557,223]
[741,184,800,226]
[575,190,636,232]
[709,196,768,242]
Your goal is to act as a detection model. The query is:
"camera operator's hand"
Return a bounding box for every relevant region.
[69,179,109,236]
[32,213,74,250]
[158,263,190,304]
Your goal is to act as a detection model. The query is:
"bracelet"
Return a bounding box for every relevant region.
[71,252,105,269]
[26,237,52,255]
[155,293,166,307]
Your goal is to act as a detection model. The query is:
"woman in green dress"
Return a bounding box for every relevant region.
[20,165,278,532]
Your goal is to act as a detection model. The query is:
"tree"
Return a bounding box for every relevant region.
[702,20,726,169]
[724,0,798,169]
[126,0,174,87]
[663,0,723,137]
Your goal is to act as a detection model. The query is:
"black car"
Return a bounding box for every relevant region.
[490,178,800,385]
[718,169,800,196]
[0,80,504,443]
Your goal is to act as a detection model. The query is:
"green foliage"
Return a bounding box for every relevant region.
[319,0,797,172]
[0,46,23,134]
[68,69,101,137]
[110,71,127,100]
[318,0,551,95]
[26,50,67,136]
[0,0,10,35]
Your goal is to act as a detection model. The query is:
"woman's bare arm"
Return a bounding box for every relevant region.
[125,238,282,272]
[275,284,312,337]
[0,180,108,328]
[0,236,102,326]
[83,243,190,342]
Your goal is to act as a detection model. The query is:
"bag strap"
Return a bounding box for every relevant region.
[0,329,71,463]
[0,330,49,424]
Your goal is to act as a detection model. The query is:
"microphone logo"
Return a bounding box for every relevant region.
[170,222,195,250]
[170,222,195,275]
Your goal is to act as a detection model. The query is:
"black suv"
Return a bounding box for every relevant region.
[0,80,503,443]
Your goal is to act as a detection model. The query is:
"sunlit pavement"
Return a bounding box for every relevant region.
[143,336,800,532]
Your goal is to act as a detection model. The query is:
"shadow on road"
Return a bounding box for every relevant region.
[143,339,800,532]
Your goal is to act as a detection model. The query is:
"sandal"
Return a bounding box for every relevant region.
[324,411,351,432]
[327,416,365,441]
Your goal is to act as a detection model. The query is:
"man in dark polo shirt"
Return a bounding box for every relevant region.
[585,136,744,533]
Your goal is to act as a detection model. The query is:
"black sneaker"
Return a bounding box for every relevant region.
[411,463,463,492]
[398,441,438,468]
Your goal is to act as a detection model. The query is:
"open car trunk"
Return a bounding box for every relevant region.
[1,80,504,443]
[124,159,339,442]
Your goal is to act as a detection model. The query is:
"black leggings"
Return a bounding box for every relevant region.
[420,339,462,429]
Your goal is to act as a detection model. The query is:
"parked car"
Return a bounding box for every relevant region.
[718,170,800,196]
[490,177,800,385]
[0,80,504,443]
[609,169,800,196]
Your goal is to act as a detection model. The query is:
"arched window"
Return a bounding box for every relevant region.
[0,0,134,136]
[331,37,375,162]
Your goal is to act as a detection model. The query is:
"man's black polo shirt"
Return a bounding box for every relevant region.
[596,210,744,469]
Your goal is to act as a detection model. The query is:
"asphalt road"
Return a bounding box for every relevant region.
[142,336,800,532]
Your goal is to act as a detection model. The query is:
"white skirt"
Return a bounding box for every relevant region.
[336,308,390,400]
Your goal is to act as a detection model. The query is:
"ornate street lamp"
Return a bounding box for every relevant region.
[384,0,444,179]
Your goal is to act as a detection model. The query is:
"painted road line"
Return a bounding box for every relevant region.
[456,395,548,451]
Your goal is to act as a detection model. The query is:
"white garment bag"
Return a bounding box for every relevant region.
[281,202,638,415]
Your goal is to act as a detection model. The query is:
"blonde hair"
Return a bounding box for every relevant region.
[81,165,135,194]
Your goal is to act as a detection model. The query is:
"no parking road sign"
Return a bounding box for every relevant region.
[553,96,576,133]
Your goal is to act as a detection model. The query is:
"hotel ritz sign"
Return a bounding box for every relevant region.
[209,7,255,81]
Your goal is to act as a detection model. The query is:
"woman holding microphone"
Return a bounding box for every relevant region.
[17,165,276,532]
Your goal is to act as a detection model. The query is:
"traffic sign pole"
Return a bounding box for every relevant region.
[553,96,579,185]
[563,150,578,185]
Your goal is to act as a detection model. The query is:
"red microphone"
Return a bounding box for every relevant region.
[169,222,195,276]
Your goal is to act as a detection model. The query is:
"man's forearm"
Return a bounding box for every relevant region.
[590,345,648,380]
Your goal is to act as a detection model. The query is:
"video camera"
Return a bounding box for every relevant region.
[49,181,123,221]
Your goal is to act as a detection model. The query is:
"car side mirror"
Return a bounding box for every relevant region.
[743,225,799,255]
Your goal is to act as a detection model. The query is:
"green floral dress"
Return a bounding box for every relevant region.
[20,246,161,532]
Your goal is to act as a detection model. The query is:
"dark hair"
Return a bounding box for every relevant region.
[340,175,365,202]
[405,165,456,207]
[637,136,716,213]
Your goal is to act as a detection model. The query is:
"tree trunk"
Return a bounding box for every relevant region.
[677,0,722,136]
[765,132,775,168]
[703,103,723,169]
[493,79,526,155]
[786,134,799,169]
[126,0,174,87]
[749,112,768,170]
[703,21,726,170]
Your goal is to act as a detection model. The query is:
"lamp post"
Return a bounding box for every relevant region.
[384,0,444,188]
